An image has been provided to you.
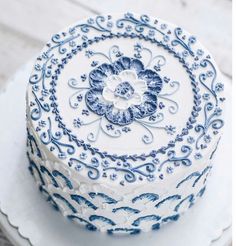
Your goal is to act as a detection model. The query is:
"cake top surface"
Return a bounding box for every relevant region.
[27,13,225,186]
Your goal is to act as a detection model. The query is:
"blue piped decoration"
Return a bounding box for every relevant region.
[28,157,45,186]
[40,166,59,188]
[68,215,97,231]
[132,215,161,227]
[116,13,165,35]
[88,192,118,204]
[176,171,200,188]
[40,117,75,159]
[171,27,196,56]
[192,166,212,187]
[89,215,116,226]
[155,195,181,208]
[53,193,77,213]
[52,170,73,189]
[132,193,159,203]
[197,186,206,197]
[112,207,140,214]
[27,129,42,158]
[39,186,59,211]
[162,214,180,223]
[71,194,98,210]
[174,194,194,212]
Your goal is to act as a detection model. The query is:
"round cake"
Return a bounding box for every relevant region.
[26,13,225,235]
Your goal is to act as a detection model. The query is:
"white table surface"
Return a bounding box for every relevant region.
[0,0,232,245]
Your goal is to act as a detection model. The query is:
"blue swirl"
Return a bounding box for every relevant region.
[116,13,164,35]
[40,117,75,158]
[30,91,50,121]
[69,158,100,180]
[171,27,196,56]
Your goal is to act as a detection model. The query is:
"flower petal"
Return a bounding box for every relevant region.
[105,106,134,126]
[112,57,131,73]
[85,89,110,116]
[138,69,163,94]
[133,80,148,94]
[112,57,144,74]
[102,87,117,102]
[130,58,145,73]
[114,98,129,110]
[104,75,122,91]
[89,63,115,90]
[119,69,138,82]
[132,92,158,119]
[129,93,142,106]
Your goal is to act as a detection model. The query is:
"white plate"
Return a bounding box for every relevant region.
[0,61,232,246]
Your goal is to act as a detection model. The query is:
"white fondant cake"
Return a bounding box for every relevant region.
[26,13,225,235]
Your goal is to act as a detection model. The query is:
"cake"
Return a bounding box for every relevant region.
[26,13,225,235]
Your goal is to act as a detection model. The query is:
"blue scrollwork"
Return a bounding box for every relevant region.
[116,13,165,35]
[29,54,54,90]
[30,91,50,121]
[69,158,100,180]
[171,27,196,56]
[199,59,219,105]
[195,102,224,149]
[72,15,112,34]
[158,145,192,171]
[104,162,156,183]
[158,81,180,114]
[40,117,75,159]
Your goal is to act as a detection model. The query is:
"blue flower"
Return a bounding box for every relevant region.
[187,136,195,144]
[85,57,163,126]
[164,125,176,135]
[194,153,202,160]
[215,83,224,92]
[204,134,211,143]
[202,93,210,101]
[73,118,82,128]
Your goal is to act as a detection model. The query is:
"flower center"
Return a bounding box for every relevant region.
[114,81,134,100]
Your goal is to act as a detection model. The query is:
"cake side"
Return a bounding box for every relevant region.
[26,13,226,234]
